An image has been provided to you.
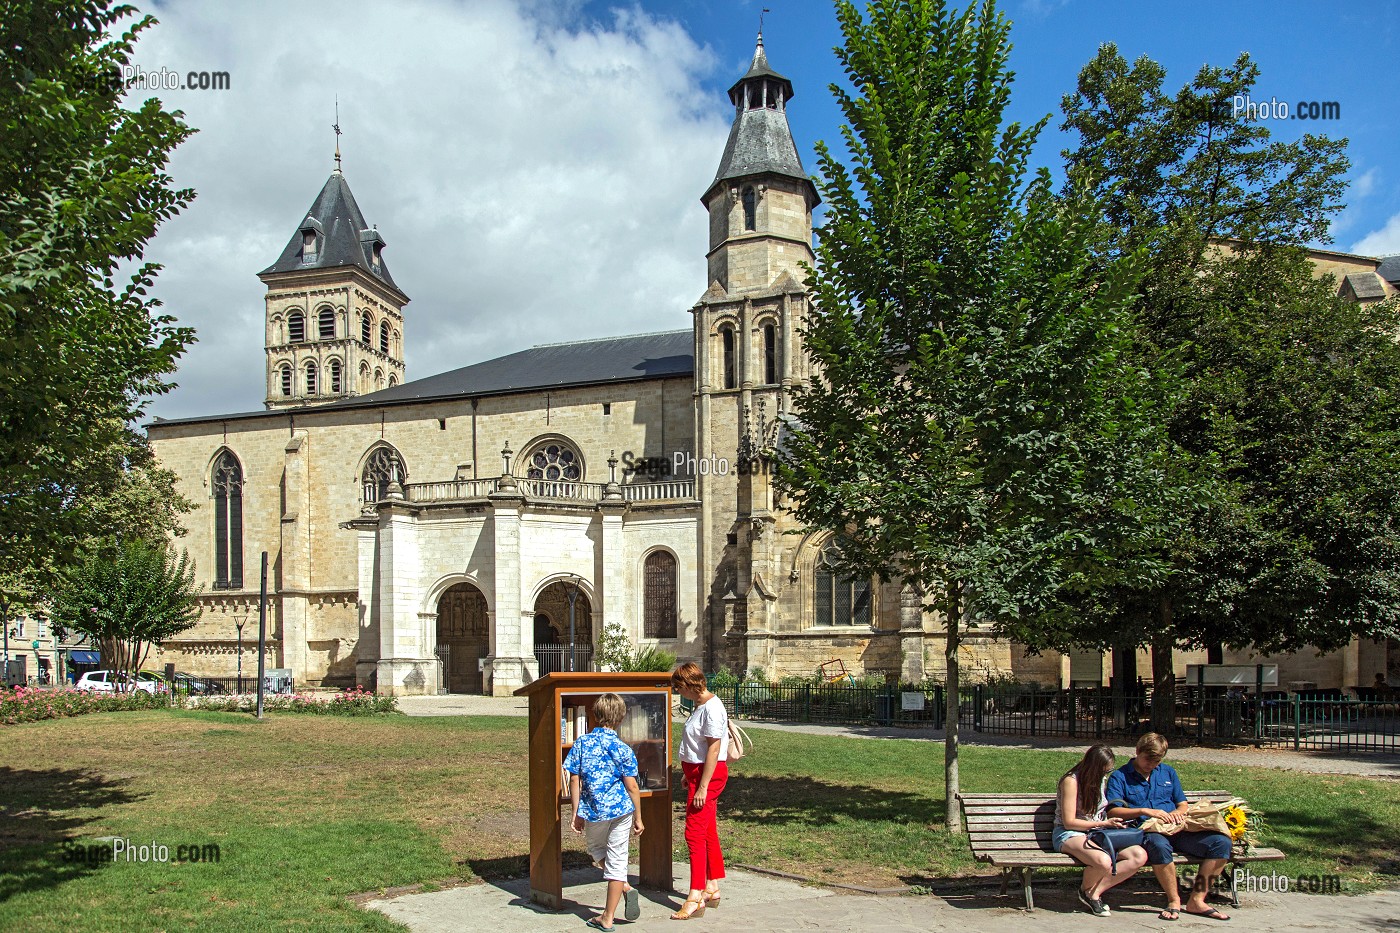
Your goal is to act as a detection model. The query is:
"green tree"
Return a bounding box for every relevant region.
[776,0,1183,830]
[0,0,196,583]
[50,540,202,685]
[1058,45,1400,730]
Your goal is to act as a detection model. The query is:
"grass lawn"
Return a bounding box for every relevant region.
[1,710,1396,931]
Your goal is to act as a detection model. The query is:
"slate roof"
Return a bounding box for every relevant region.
[706,38,817,205]
[260,170,405,298]
[1344,271,1389,300]
[149,331,694,427]
[1377,255,1400,285]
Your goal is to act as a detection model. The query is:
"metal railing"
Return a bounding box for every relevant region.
[534,644,594,676]
[166,674,296,697]
[710,680,1400,752]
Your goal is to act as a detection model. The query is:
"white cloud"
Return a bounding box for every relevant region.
[1352,211,1400,258]
[132,0,730,420]
[1351,167,1380,200]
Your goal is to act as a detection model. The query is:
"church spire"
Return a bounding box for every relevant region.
[704,33,818,208]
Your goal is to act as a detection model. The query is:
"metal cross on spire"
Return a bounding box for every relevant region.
[333,96,342,172]
[758,7,769,42]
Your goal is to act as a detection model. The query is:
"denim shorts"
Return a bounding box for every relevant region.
[1052,826,1085,853]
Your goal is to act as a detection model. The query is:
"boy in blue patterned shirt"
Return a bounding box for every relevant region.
[565,693,645,930]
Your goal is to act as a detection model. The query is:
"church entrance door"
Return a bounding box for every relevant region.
[533,582,593,675]
[437,583,489,694]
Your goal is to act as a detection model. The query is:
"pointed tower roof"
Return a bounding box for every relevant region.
[260,169,406,299]
[705,34,818,207]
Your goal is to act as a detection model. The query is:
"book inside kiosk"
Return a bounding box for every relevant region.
[515,672,674,909]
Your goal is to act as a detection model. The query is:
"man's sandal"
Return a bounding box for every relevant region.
[669,899,706,920]
[1159,907,1180,921]
[1183,907,1230,921]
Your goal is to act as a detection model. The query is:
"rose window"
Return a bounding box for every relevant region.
[527,444,581,481]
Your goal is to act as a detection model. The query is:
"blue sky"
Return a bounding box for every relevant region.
[598,0,1400,252]
[138,0,1400,420]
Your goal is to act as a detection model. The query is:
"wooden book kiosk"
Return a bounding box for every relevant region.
[514,672,674,909]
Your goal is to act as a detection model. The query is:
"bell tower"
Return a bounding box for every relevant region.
[258,157,408,410]
[700,33,819,296]
[692,32,819,673]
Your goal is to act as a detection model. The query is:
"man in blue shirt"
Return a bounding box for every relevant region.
[565,693,644,931]
[1106,733,1232,921]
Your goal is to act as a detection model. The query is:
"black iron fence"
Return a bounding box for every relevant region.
[711,679,1400,752]
[534,645,594,677]
[166,674,296,697]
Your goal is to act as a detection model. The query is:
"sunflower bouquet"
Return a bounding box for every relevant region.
[1220,798,1265,855]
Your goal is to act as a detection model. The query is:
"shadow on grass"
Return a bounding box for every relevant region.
[718,773,941,827]
[0,766,146,903]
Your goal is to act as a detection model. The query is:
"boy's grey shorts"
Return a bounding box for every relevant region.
[585,814,633,883]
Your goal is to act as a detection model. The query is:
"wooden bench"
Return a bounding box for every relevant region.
[959,790,1286,910]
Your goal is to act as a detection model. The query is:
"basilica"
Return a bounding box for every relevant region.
[147,36,1397,696]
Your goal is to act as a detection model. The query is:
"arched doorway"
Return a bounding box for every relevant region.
[533,582,593,675]
[437,582,489,694]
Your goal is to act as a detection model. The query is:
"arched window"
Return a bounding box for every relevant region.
[305,361,318,395]
[524,441,582,481]
[328,359,342,393]
[379,320,390,354]
[742,186,756,231]
[359,361,370,391]
[374,368,384,390]
[212,451,244,590]
[318,307,335,340]
[360,312,372,344]
[814,541,871,627]
[720,326,736,389]
[763,322,777,385]
[362,445,407,502]
[288,311,305,343]
[388,374,397,388]
[643,551,678,638]
[279,364,292,397]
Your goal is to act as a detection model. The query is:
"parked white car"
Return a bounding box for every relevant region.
[75,670,160,694]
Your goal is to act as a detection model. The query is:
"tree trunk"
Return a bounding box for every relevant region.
[945,582,962,833]
[1150,596,1176,735]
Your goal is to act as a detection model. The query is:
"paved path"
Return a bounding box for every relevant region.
[366,862,1400,932]
[395,695,1400,778]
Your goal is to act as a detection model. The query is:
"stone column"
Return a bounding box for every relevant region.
[598,489,628,640]
[345,513,379,690]
[486,479,535,695]
[374,487,437,695]
[279,432,311,683]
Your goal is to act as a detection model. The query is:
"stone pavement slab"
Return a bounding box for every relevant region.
[365,863,1400,932]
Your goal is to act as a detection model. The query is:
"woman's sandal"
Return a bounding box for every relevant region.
[703,888,721,909]
[670,898,706,920]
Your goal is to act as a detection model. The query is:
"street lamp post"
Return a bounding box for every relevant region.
[1,594,9,687]
[563,575,582,673]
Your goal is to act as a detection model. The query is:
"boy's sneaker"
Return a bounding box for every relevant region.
[623,886,640,922]
[1078,888,1111,917]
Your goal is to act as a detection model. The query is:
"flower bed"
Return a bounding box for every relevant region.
[1,685,166,725]
[181,686,398,716]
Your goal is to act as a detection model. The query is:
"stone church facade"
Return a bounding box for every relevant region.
[147,37,1396,695]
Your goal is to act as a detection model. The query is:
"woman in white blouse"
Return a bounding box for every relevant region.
[669,662,729,920]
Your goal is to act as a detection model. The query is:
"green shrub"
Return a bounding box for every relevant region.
[621,646,678,673]
[708,667,739,689]
[1,685,167,725]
